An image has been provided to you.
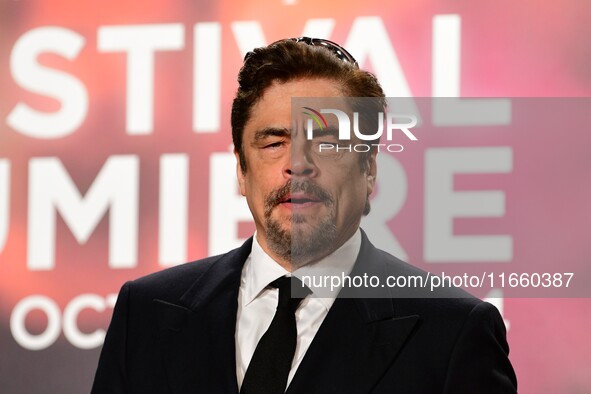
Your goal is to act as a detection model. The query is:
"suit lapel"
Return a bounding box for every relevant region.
[155,238,253,394]
[286,298,419,393]
[287,232,420,393]
[150,232,420,393]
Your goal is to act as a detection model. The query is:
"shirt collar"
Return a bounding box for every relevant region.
[241,234,290,307]
[293,229,361,310]
[242,229,362,311]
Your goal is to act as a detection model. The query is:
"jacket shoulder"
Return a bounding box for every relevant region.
[369,245,479,303]
[124,238,252,303]
[132,253,223,290]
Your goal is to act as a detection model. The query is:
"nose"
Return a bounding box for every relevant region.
[284,139,318,178]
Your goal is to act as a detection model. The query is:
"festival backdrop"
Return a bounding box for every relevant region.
[1,0,590,393]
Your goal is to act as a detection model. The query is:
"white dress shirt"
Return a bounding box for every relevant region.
[235,229,361,389]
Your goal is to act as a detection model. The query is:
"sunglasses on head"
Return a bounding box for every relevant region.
[244,36,359,68]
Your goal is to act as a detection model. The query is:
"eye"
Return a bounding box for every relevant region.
[264,141,284,149]
[260,139,288,153]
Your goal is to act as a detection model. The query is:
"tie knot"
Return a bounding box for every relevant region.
[270,276,311,311]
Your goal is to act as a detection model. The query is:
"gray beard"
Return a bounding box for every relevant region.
[263,179,337,268]
[265,210,337,268]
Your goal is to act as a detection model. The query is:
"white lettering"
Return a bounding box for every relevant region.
[231,21,267,58]
[159,154,189,266]
[424,147,513,262]
[10,295,61,351]
[62,294,108,349]
[7,27,88,138]
[345,17,412,99]
[209,152,252,255]
[194,23,221,133]
[432,15,511,126]
[335,144,352,152]
[11,293,118,350]
[386,144,404,153]
[353,112,383,141]
[231,18,337,59]
[386,114,418,141]
[98,24,184,134]
[27,156,139,270]
[361,154,408,260]
[319,109,350,140]
[484,289,510,330]
[0,160,9,252]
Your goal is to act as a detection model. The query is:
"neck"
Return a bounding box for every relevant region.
[255,229,357,272]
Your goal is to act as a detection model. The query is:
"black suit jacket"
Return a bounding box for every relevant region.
[92,231,517,393]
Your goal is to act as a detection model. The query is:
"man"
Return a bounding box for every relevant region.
[92,38,517,393]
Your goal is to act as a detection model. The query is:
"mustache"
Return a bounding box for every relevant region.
[264,180,333,216]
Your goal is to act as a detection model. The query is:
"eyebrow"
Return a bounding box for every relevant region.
[308,126,340,139]
[253,127,290,142]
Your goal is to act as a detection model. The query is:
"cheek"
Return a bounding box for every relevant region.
[245,174,270,200]
[349,176,371,204]
[332,178,363,205]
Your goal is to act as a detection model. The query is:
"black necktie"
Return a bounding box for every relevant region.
[240,276,310,394]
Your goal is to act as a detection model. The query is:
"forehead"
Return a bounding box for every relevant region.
[245,78,346,133]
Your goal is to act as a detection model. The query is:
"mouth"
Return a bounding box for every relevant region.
[280,193,323,209]
[264,180,333,219]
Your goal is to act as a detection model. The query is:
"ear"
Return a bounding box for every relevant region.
[235,149,247,197]
[366,151,378,196]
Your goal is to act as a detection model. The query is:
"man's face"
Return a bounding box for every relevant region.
[236,78,376,269]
